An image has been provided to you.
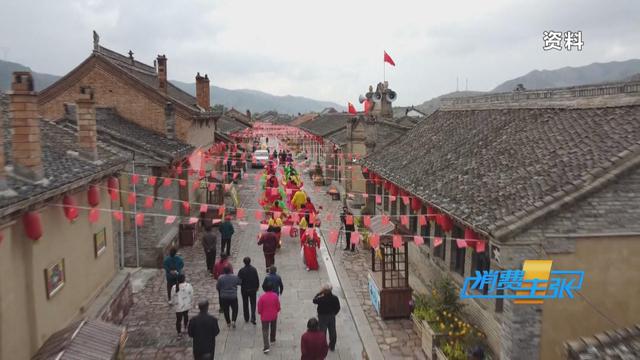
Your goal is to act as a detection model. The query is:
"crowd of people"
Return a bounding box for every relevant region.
[161,143,340,360]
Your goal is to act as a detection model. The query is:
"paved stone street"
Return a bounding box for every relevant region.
[123,167,364,359]
[302,173,425,360]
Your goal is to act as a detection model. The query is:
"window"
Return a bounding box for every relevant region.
[391,197,397,217]
[399,197,407,221]
[450,226,466,276]
[433,225,446,261]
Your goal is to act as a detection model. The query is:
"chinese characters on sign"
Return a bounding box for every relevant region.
[543,31,583,51]
[460,260,584,301]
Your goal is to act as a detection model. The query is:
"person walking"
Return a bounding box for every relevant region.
[238,257,259,324]
[188,300,220,360]
[302,228,320,271]
[340,206,356,252]
[258,227,278,269]
[171,274,193,336]
[216,266,242,328]
[313,284,340,351]
[257,282,281,354]
[213,254,233,280]
[262,265,284,296]
[219,215,235,257]
[202,224,217,274]
[301,317,329,360]
[163,247,184,303]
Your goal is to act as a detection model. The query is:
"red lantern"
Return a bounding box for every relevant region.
[88,185,100,207]
[107,177,119,201]
[464,228,479,241]
[411,196,422,212]
[62,195,79,222]
[437,214,453,233]
[390,184,399,197]
[23,211,43,240]
[384,181,391,191]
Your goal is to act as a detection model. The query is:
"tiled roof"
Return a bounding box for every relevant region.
[59,105,194,163]
[0,95,127,213]
[218,114,251,135]
[377,120,412,148]
[326,128,348,146]
[362,105,640,235]
[299,113,350,136]
[290,113,318,126]
[565,324,640,359]
[96,45,200,112]
[33,320,124,360]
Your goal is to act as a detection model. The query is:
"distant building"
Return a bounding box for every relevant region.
[361,79,640,359]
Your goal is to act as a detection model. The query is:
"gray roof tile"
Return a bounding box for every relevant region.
[362,106,640,233]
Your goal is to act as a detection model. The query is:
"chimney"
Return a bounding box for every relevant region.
[76,86,98,160]
[157,54,167,94]
[9,72,44,181]
[165,102,175,139]
[195,72,210,110]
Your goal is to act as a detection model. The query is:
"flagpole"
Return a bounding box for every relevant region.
[383,56,385,82]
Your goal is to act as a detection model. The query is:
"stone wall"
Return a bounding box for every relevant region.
[100,273,134,325]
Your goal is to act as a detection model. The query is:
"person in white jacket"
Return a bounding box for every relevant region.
[171,273,194,336]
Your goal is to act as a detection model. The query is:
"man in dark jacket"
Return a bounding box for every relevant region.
[202,224,217,274]
[257,227,278,269]
[219,216,235,257]
[340,206,356,251]
[313,283,340,351]
[188,300,220,360]
[262,265,284,295]
[163,247,184,302]
[216,266,242,328]
[237,257,259,324]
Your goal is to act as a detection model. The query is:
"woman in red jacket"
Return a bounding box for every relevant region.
[301,317,328,359]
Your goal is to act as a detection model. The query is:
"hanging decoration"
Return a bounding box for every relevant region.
[88,208,100,223]
[23,211,43,241]
[107,177,119,201]
[88,185,100,207]
[62,195,79,222]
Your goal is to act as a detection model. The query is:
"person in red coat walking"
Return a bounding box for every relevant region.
[257,282,281,353]
[301,317,328,360]
[301,228,320,271]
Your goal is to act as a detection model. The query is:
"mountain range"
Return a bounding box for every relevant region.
[2,58,639,117]
[406,59,640,117]
[0,59,343,115]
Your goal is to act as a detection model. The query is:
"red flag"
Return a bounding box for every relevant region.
[237,208,245,219]
[414,235,424,245]
[384,51,396,66]
[434,236,443,247]
[363,99,372,114]
[329,230,339,244]
[369,234,380,248]
[393,234,402,248]
[348,102,357,115]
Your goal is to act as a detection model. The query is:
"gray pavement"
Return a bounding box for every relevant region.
[123,165,364,359]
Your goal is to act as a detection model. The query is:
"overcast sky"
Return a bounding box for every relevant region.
[1,0,639,106]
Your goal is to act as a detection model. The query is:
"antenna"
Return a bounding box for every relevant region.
[456,76,459,92]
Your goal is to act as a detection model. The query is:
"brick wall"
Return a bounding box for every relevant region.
[100,274,133,325]
[39,65,191,141]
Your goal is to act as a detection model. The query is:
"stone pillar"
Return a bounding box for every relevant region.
[157,55,168,94]
[165,102,175,139]
[76,86,98,161]
[9,72,44,181]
